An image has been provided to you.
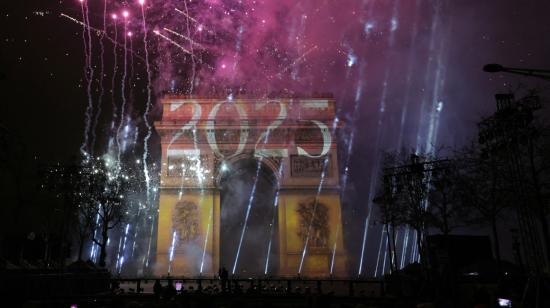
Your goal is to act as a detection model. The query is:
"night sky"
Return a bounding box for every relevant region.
[1,0,550,275]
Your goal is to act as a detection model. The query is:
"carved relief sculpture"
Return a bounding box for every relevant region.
[172,201,200,243]
[296,199,330,248]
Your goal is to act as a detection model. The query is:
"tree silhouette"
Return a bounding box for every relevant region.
[373,152,404,274]
[376,149,451,274]
[43,157,132,267]
[454,143,511,267]
[86,159,129,267]
[478,92,550,270]
[427,160,472,236]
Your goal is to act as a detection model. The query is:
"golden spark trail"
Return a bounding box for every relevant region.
[273,45,318,77]
[60,13,147,63]
[163,28,205,49]
[174,8,199,25]
[61,13,101,36]
[154,31,192,55]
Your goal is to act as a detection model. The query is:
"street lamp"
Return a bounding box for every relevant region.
[483,63,550,81]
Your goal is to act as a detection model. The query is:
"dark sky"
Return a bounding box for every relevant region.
[1,0,550,273]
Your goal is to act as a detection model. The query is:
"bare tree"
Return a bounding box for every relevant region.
[378,150,441,273]
[523,120,550,268]
[397,154,431,271]
[477,92,550,269]
[427,160,472,236]
[72,167,100,261]
[373,153,404,273]
[454,143,510,267]
[87,159,129,268]
[44,158,132,267]
[42,163,88,265]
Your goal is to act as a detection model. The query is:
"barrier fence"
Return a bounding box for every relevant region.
[114,277,386,297]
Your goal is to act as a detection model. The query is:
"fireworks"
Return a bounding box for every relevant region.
[58,0,452,277]
[154,30,192,55]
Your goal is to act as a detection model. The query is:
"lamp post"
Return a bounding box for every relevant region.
[483,64,550,81]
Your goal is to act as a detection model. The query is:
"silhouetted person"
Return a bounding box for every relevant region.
[164,279,177,299]
[111,280,121,294]
[220,267,229,292]
[153,279,163,300]
[234,282,242,294]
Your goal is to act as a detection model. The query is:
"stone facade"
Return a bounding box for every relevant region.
[154,96,347,277]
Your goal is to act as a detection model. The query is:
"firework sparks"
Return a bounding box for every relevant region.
[51,0,459,277]
[174,8,200,27]
[154,30,192,55]
[116,10,130,163]
[164,28,206,50]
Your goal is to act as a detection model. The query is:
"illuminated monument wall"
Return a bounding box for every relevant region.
[154,96,346,277]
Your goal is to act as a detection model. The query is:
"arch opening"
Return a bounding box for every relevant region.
[219,159,279,277]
